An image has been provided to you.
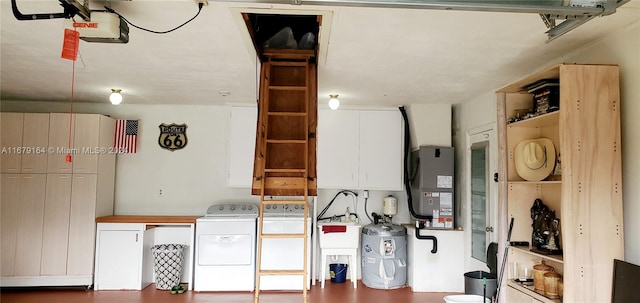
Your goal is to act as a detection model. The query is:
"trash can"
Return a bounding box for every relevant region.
[329,263,348,283]
[152,244,185,290]
[464,271,497,297]
[464,243,498,298]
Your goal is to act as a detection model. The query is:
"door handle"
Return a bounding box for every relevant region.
[485,227,494,232]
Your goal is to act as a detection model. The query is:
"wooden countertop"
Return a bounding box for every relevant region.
[96,215,199,224]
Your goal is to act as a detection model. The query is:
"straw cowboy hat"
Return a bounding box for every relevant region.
[514,138,556,181]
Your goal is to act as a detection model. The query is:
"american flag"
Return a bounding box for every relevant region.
[115,120,138,154]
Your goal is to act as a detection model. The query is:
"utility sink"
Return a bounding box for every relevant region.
[317,222,362,249]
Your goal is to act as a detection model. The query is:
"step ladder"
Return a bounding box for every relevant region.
[253,49,317,303]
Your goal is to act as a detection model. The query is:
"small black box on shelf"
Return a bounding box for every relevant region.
[527,80,559,115]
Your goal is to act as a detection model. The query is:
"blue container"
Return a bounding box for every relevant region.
[329,263,348,283]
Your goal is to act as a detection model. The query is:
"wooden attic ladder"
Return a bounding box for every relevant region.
[252,49,318,303]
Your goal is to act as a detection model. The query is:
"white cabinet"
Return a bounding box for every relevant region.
[227,106,257,187]
[68,174,99,275]
[358,110,403,190]
[317,109,403,190]
[41,174,72,275]
[47,113,114,174]
[1,113,24,173]
[317,110,359,189]
[0,174,47,276]
[21,113,49,173]
[94,223,145,290]
[1,113,116,288]
[47,113,74,173]
[1,113,49,173]
[94,221,195,290]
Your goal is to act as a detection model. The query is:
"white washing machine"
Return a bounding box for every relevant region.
[259,203,311,290]
[194,203,257,291]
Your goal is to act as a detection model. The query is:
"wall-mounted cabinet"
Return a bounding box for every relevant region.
[230,107,404,191]
[1,113,49,173]
[317,109,403,190]
[497,64,623,303]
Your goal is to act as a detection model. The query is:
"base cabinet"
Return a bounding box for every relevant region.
[93,220,195,291]
[94,224,145,290]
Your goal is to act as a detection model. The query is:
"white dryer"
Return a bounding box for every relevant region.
[259,203,311,290]
[194,203,257,291]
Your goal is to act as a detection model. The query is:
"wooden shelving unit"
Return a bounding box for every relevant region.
[497,64,624,303]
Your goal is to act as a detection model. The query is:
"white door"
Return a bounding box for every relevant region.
[67,174,97,275]
[40,174,72,275]
[14,174,47,276]
[358,110,403,190]
[467,125,498,269]
[73,114,100,174]
[95,229,143,290]
[47,113,75,173]
[317,110,359,189]
[21,113,49,173]
[1,113,24,173]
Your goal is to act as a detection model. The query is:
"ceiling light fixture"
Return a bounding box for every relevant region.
[110,89,122,105]
[328,94,340,110]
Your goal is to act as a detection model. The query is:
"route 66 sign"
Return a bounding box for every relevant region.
[158,123,188,151]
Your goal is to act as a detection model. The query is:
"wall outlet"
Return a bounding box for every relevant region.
[158,189,164,197]
[195,0,208,6]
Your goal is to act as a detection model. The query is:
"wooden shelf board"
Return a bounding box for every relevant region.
[510,246,563,263]
[507,111,559,128]
[507,280,562,303]
[507,180,562,185]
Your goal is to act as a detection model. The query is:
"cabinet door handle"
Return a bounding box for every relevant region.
[135,233,139,242]
[485,227,494,232]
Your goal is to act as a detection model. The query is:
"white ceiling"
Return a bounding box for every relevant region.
[1,0,639,108]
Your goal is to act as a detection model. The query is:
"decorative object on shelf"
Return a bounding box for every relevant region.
[158,123,188,152]
[530,198,562,254]
[507,108,533,124]
[527,79,559,115]
[544,271,562,299]
[532,260,555,293]
[514,138,556,181]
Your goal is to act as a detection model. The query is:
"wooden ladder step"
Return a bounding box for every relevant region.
[260,233,306,239]
[268,86,307,91]
[264,168,306,173]
[263,177,307,190]
[258,269,306,276]
[265,140,307,144]
[267,112,307,117]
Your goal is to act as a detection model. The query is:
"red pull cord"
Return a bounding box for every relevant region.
[66,27,77,163]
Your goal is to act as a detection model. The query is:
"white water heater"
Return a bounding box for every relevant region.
[361,224,407,289]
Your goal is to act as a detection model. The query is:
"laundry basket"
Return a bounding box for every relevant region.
[152,244,185,290]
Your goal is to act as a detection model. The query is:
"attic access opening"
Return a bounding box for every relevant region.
[242,13,321,62]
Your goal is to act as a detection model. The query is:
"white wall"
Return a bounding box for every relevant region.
[454,21,640,265]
